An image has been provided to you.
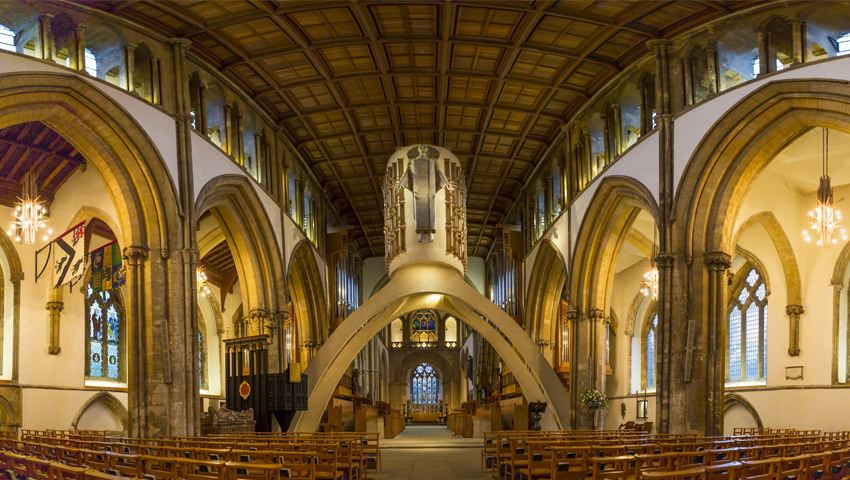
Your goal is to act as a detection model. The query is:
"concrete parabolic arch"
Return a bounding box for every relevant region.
[289,262,569,432]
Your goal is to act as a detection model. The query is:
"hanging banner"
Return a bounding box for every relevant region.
[53,221,86,288]
[90,241,124,292]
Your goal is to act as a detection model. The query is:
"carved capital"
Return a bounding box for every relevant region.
[169,37,192,49]
[656,252,675,269]
[122,245,149,266]
[587,308,606,323]
[645,39,672,56]
[704,251,731,271]
[45,301,64,313]
[785,304,804,317]
[566,308,579,322]
[181,247,200,264]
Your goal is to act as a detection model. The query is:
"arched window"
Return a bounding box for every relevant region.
[834,32,850,56]
[86,282,124,381]
[728,268,768,383]
[410,362,439,404]
[84,48,97,76]
[0,25,15,52]
[409,310,437,347]
[390,318,403,348]
[643,313,658,390]
[444,316,457,348]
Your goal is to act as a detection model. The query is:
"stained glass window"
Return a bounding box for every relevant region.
[410,363,439,404]
[84,48,97,76]
[644,313,658,390]
[727,267,767,383]
[410,310,438,347]
[86,281,124,381]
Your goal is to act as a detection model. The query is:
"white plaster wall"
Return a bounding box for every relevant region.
[569,133,659,262]
[673,56,850,198]
[12,167,130,429]
[0,51,179,197]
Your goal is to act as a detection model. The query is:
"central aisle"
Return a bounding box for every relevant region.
[375,425,490,479]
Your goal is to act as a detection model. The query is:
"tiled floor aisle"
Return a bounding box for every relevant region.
[374,425,491,479]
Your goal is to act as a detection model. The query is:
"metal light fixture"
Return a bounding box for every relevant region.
[803,128,847,247]
[8,171,52,244]
[197,266,212,297]
[640,226,659,300]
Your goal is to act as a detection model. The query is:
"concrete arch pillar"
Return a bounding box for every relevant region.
[289,263,569,432]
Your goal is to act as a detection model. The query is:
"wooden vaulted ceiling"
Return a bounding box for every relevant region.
[0,121,85,208]
[87,0,762,257]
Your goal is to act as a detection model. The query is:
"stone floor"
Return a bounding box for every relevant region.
[373,425,490,479]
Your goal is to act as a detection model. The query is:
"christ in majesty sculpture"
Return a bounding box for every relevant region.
[402,145,448,243]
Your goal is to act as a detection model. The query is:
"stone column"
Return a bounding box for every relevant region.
[791,19,805,65]
[171,37,200,435]
[704,251,731,436]
[706,40,719,96]
[223,103,234,156]
[757,30,769,76]
[682,54,694,106]
[38,14,54,62]
[46,301,63,355]
[151,56,162,105]
[123,245,149,437]
[647,39,677,434]
[73,24,86,72]
[611,104,622,156]
[571,308,606,429]
[125,42,136,92]
[786,304,804,356]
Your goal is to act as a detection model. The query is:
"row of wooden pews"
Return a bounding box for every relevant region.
[0,430,381,479]
[482,429,850,479]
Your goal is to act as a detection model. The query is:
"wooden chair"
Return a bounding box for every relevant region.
[518,442,551,480]
[140,454,179,479]
[225,461,283,480]
[591,455,635,480]
[550,446,591,480]
[704,460,745,479]
[740,457,782,480]
[274,451,315,480]
[641,466,706,479]
[83,471,129,480]
[176,458,227,480]
[48,462,89,480]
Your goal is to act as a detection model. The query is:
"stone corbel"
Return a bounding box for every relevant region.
[786,304,804,356]
[46,301,63,355]
[587,308,606,324]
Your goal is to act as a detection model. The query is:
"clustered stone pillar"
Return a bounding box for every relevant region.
[705,251,731,436]
[123,245,149,437]
[571,307,607,429]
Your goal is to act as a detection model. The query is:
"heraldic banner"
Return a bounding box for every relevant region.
[53,221,86,288]
[90,241,125,292]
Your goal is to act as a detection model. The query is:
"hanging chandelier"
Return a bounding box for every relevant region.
[802,128,847,247]
[640,225,659,300]
[8,171,51,245]
[197,266,212,297]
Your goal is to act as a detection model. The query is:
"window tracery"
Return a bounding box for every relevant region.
[410,310,437,347]
[86,282,124,382]
[410,362,438,404]
[728,267,768,384]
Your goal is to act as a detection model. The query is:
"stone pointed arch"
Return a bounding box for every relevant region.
[0,72,186,436]
[723,393,763,429]
[673,79,850,434]
[287,240,328,363]
[289,263,569,432]
[570,175,659,313]
[71,392,128,433]
[195,175,286,331]
[732,211,801,305]
[393,351,456,385]
[525,240,567,347]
